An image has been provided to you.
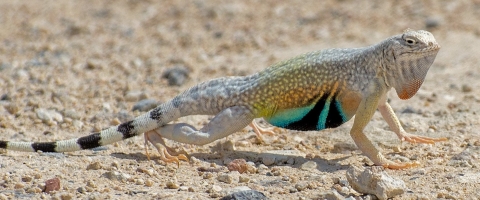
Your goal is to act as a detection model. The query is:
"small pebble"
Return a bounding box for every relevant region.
[227,159,248,174]
[317,189,344,200]
[86,180,96,188]
[262,156,275,166]
[135,179,144,185]
[77,187,86,193]
[220,190,269,200]
[145,179,154,187]
[166,181,179,189]
[178,186,189,191]
[235,141,250,147]
[300,161,317,170]
[239,176,250,183]
[60,193,73,200]
[203,172,214,179]
[101,171,131,182]
[461,84,472,93]
[86,162,102,170]
[295,182,308,191]
[14,183,24,189]
[208,185,222,193]
[44,178,61,193]
[162,66,189,86]
[124,91,148,102]
[137,167,154,176]
[63,109,81,120]
[132,99,158,112]
[217,174,234,184]
[22,176,33,182]
[4,103,19,115]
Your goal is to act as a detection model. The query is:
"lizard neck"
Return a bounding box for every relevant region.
[374,39,397,90]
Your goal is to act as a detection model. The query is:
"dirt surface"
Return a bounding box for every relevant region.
[1,1,480,199]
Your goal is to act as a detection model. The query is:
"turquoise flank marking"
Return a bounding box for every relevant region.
[267,105,315,128]
[335,101,348,122]
[316,99,331,130]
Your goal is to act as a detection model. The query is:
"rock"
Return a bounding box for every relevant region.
[228,186,252,193]
[86,162,102,170]
[135,179,144,185]
[101,171,131,182]
[132,99,158,112]
[300,161,317,170]
[217,174,234,184]
[44,178,61,193]
[162,66,189,86]
[346,166,406,200]
[208,185,223,193]
[262,155,276,166]
[295,182,308,191]
[425,16,442,29]
[316,189,344,200]
[4,103,19,115]
[227,159,249,174]
[239,176,250,183]
[145,179,154,187]
[125,91,148,102]
[36,109,53,123]
[21,176,33,182]
[177,186,188,191]
[461,84,472,93]
[166,181,179,189]
[221,190,269,200]
[63,109,81,120]
[260,150,305,166]
[60,193,73,200]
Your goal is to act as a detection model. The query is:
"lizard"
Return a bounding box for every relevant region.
[0,29,446,169]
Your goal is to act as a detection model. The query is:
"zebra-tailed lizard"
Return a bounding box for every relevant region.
[0,29,446,169]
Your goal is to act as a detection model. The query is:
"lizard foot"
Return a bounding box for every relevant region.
[249,120,278,143]
[399,132,447,144]
[381,160,419,169]
[144,130,189,167]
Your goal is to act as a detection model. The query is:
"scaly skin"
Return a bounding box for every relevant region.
[0,29,445,169]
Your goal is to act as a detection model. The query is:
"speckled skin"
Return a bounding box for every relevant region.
[0,30,445,169]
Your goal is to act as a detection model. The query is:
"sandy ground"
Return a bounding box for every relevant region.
[0,1,480,199]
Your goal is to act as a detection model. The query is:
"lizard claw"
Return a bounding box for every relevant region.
[249,120,277,143]
[382,160,420,169]
[144,130,189,167]
[399,132,447,144]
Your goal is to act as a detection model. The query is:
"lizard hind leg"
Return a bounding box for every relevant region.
[144,130,188,167]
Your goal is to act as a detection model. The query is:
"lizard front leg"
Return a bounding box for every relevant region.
[377,94,447,144]
[350,82,416,169]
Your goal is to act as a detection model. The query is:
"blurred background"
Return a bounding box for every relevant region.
[0,1,479,199]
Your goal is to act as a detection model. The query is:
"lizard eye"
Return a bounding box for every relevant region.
[405,38,416,45]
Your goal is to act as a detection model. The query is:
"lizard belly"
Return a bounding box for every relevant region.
[266,95,351,131]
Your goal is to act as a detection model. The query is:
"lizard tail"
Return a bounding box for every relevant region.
[0,104,173,152]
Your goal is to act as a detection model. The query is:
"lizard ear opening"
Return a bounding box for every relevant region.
[395,79,424,100]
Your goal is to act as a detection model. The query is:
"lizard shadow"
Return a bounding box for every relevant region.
[106,150,352,173]
[110,152,149,161]
[190,150,353,173]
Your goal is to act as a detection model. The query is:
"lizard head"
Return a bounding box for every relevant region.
[387,29,441,100]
